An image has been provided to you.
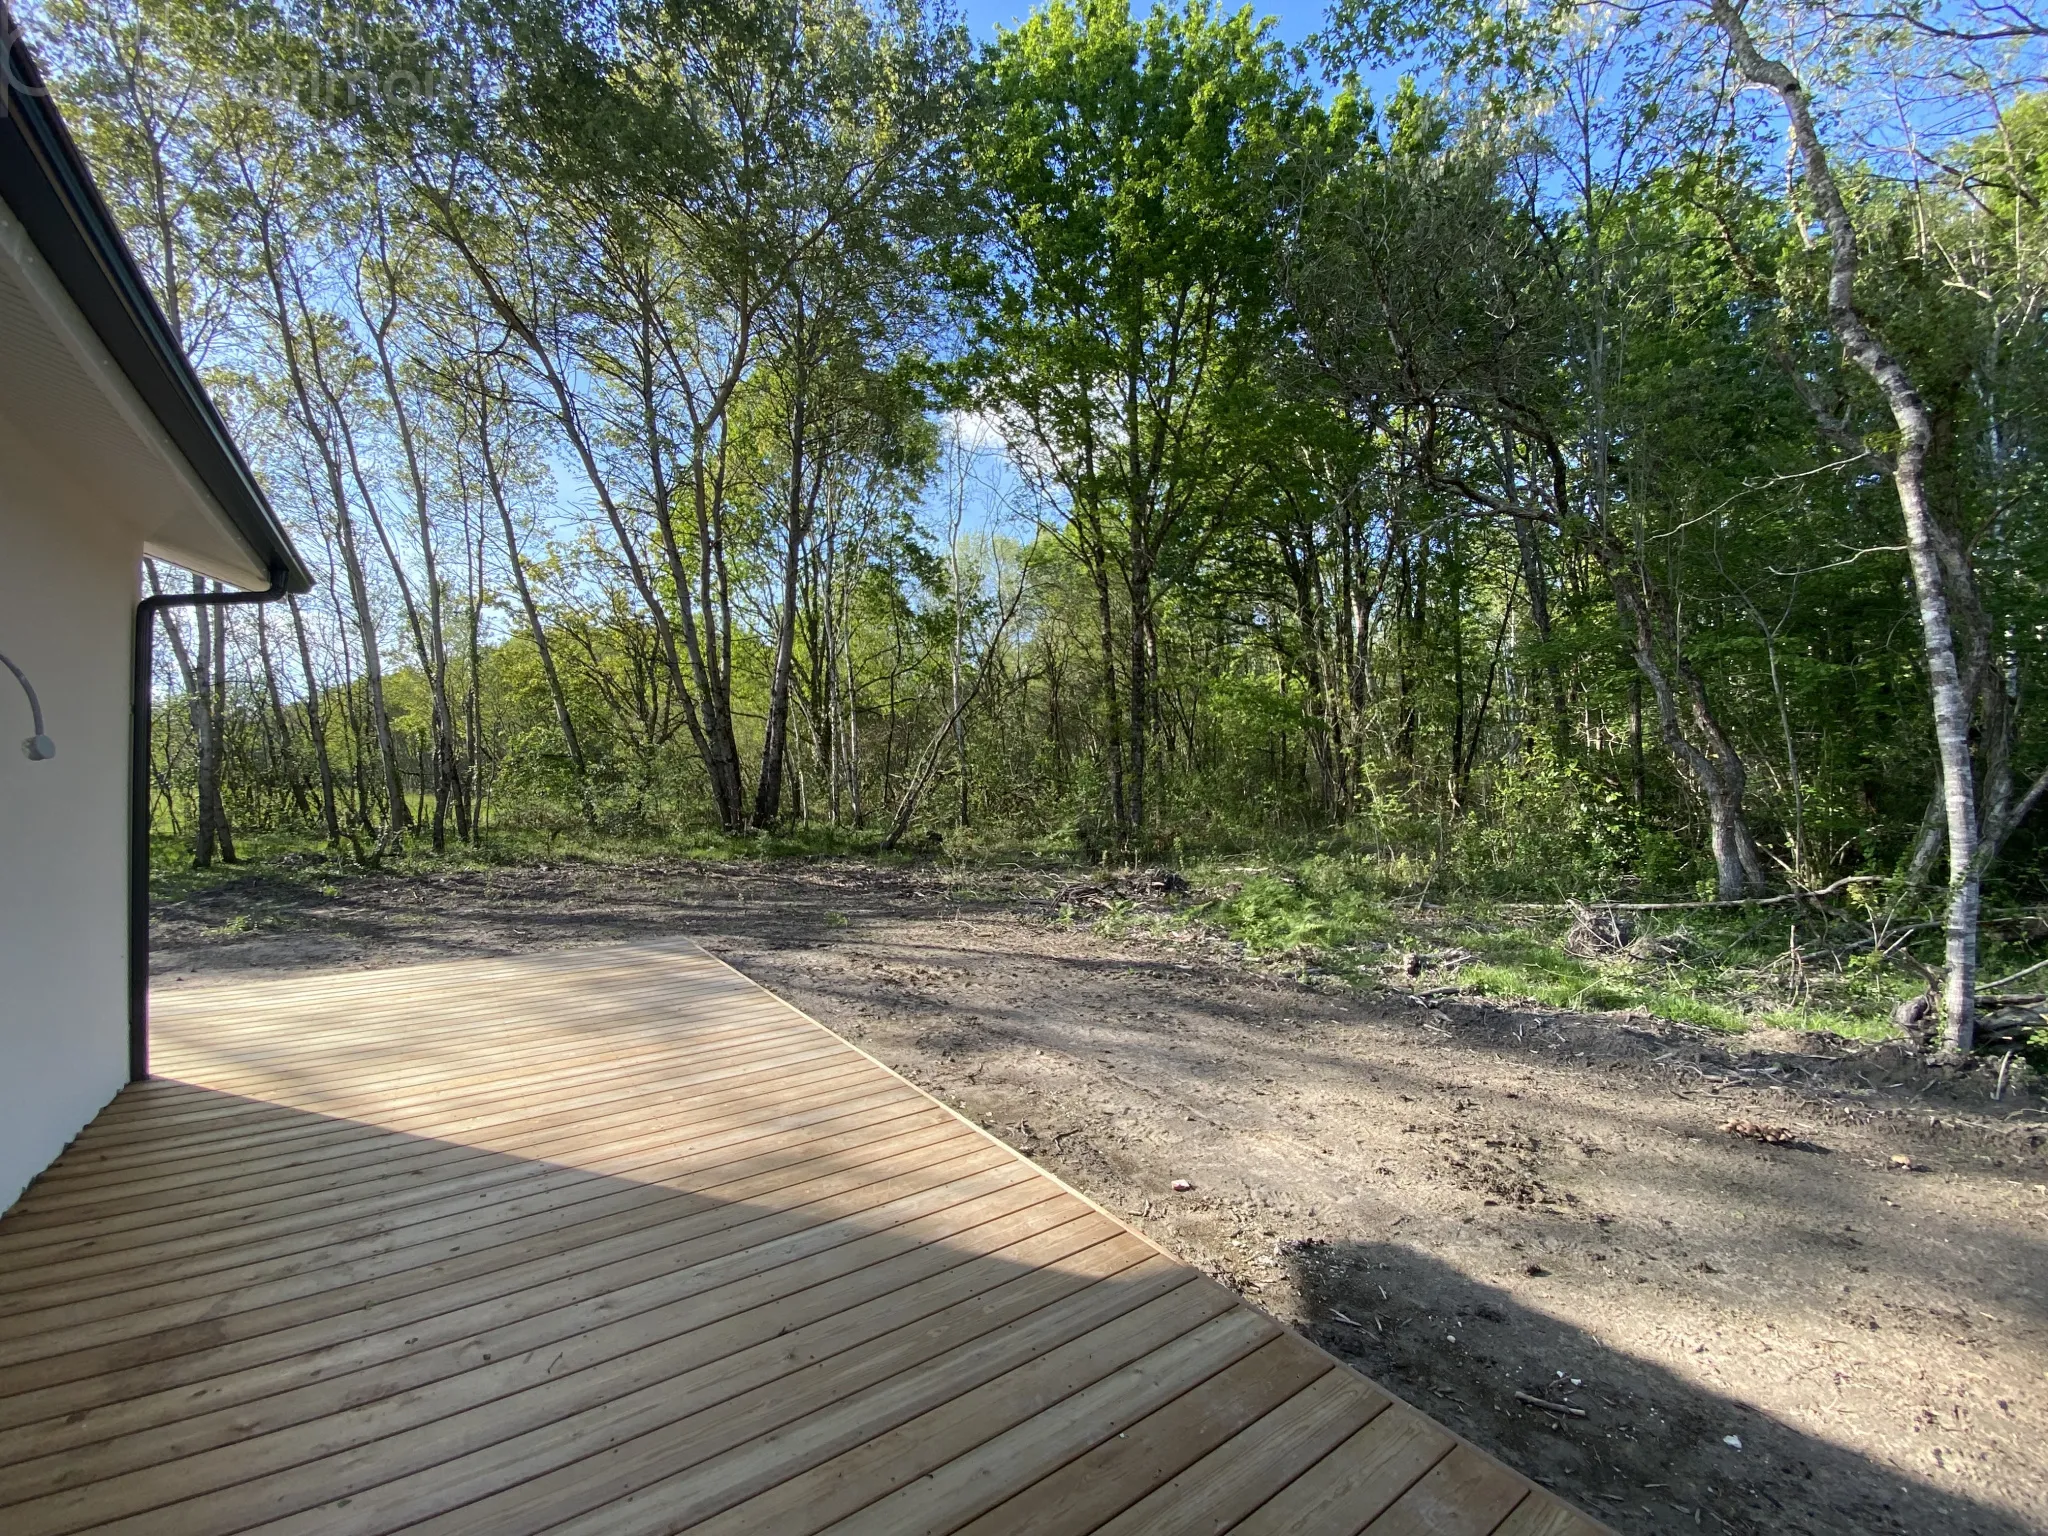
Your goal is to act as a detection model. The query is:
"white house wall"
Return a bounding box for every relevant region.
[0,407,137,1209]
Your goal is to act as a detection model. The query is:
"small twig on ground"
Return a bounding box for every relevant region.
[1516,1391,1589,1417]
[1995,1052,2015,1102]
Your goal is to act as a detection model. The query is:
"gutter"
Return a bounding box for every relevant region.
[130,569,291,1082]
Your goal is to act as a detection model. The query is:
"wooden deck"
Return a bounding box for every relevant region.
[0,941,1606,1536]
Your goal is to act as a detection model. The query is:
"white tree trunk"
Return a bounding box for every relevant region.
[1712,1,1980,1050]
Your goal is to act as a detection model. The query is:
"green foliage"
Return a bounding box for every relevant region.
[1442,755,1644,900]
[1198,861,1399,969]
[1188,847,1934,1038]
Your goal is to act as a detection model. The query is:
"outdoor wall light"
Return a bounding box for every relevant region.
[1,652,55,760]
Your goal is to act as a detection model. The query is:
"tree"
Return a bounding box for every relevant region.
[961,0,1305,843]
[1284,86,1774,894]
[1702,0,2048,1049]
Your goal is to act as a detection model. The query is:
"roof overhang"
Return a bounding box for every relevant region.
[0,19,311,594]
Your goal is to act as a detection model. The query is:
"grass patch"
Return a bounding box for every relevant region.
[1194,867,1400,978]
[1185,852,1936,1040]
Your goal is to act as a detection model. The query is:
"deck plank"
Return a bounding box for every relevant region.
[9,1215,1127,1536]
[1091,1364,1391,1536]
[1360,1443,1537,1536]
[950,1335,1333,1536]
[1229,1401,1454,1535]
[7,1027,846,1209]
[685,1276,1241,1536]
[0,940,1605,1536]
[0,1051,879,1260]
[0,1081,937,1330]
[0,1165,1058,1493]
[0,1115,1006,1421]
[0,1100,987,1389]
[0,1060,924,1249]
[1491,1494,1610,1536]
[530,1259,1205,1536]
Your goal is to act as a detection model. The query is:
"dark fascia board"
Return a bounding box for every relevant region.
[0,19,312,595]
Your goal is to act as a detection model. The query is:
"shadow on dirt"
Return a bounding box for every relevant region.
[1288,1238,2028,1536]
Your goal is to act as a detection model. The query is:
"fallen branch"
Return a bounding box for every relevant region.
[1586,875,1884,912]
[1515,1391,1588,1418]
[1980,955,2048,993]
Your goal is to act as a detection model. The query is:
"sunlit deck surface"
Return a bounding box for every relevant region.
[0,941,1606,1536]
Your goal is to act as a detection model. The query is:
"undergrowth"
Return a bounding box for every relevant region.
[1181,852,2017,1042]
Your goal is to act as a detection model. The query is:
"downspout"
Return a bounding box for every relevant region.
[130,565,290,1082]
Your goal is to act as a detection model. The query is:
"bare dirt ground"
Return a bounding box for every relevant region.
[154,857,2048,1536]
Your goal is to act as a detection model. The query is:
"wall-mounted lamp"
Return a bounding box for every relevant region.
[1,652,55,760]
